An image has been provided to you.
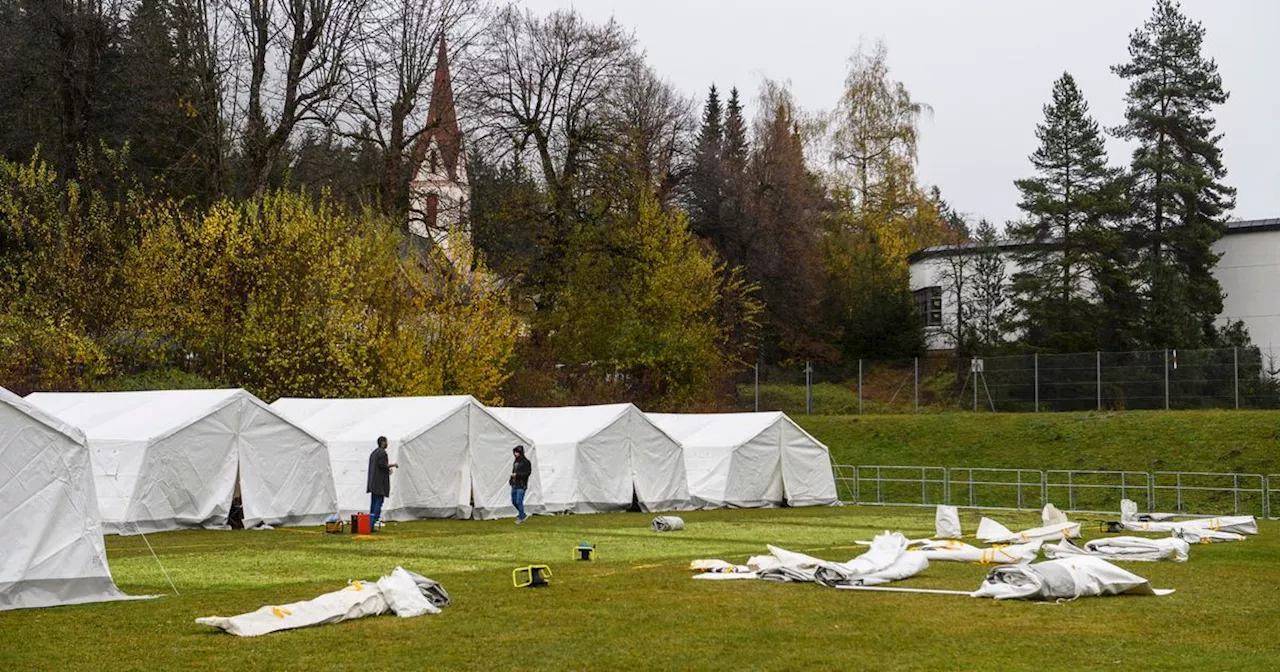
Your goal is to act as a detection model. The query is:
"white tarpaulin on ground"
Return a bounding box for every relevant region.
[971,556,1174,600]
[272,396,539,520]
[0,388,145,611]
[1044,537,1189,562]
[196,567,443,636]
[977,516,1081,544]
[27,390,336,533]
[935,505,961,539]
[1177,528,1246,543]
[907,539,1042,564]
[646,412,837,509]
[690,532,929,588]
[1120,516,1258,535]
[488,404,690,513]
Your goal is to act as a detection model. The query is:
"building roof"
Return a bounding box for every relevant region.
[907,217,1280,263]
[411,36,464,181]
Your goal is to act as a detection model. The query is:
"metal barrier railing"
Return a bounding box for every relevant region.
[851,465,947,507]
[946,468,1045,511]
[1269,474,1280,520]
[830,465,1270,518]
[1045,470,1151,514]
[1151,471,1267,517]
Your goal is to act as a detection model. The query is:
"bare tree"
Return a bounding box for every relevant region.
[222,0,367,196]
[342,0,487,215]
[463,4,637,227]
[599,62,694,209]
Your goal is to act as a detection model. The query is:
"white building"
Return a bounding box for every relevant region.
[409,36,470,267]
[908,218,1280,352]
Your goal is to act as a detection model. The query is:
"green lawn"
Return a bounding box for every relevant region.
[3,507,1277,671]
[798,410,1280,474]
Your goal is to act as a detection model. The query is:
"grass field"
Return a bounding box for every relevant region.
[3,506,1277,671]
[797,410,1280,473]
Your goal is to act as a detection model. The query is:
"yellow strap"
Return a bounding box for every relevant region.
[271,606,292,619]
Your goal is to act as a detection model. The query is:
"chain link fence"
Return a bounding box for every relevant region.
[739,346,1280,414]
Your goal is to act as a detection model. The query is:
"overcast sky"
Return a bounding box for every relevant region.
[518,0,1279,228]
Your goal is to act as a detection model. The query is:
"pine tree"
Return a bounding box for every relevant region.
[720,87,750,266]
[1008,72,1126,352]
[1112,0,1235,348]
[688,85,724,245]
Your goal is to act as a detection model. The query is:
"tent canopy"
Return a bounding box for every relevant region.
[0,387,135,610]
[646,411,837,509]
[272,396,540,520]
[26,389,336,533]
[488,404,690,513]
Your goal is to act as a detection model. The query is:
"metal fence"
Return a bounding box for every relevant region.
[742,346,1280,414]
[835,464,1272,518]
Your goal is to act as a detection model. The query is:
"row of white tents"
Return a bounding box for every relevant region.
[4,387,837,531]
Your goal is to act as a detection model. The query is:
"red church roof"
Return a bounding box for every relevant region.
[412,36,464,181]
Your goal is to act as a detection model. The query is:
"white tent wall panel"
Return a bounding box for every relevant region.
[469,404,542,519]
[0,388,133,611]
[386,405,471,521]
[726,420,785,508]
[573,416,632,513]
[124,399,241,533]
[626,412,692,512]
[778,419,839,507]
[235,399,338,527]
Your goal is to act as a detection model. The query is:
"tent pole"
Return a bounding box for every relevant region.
[834,585,970,596]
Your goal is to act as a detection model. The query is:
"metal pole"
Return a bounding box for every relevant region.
[1234,347,1240,410]
[972,360,978,412]
[857,359,863,415]
[1034,353,1039,413]
[1164,349,1169,411]
[805,360,812,415]
[754,362,759,412]
[914,357,919,412]
[1096,351,1102,411]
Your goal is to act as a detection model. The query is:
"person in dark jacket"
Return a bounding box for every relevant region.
[367,436,398,528]
[510,445,532,524]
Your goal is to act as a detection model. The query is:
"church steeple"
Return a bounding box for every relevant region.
[414,35,463,181]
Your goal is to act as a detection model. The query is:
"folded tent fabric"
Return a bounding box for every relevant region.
[813,531,930,588]
[971,556,1173,600]
[652,515,684,532]
[976,517,1081,544]
[1042,503,1068,526]
[1120,515,1257,535]
[935,505,962,539]
[196,567,445,636]
[1177,528,1246,543]
[907,539,1042,564]
[1043,537,1189,562]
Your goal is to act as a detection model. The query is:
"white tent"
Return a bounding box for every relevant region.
[646,412,838,508]
[1,387,136,610]
[271,396,539,520]
[25,389,336,533]
[488,404,691,513]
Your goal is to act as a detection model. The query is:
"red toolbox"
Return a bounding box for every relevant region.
[351,513,372,534]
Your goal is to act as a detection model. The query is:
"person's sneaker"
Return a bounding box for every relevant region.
[515,516,525,525]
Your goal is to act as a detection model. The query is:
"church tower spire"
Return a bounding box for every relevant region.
[410,34,470,265]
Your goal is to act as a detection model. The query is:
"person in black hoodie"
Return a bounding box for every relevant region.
[510,445,532,524]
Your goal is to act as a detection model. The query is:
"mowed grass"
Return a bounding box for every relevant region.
[2,506,1278,671]
[798,410,1280,473]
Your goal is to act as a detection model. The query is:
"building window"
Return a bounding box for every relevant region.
[429,149,439,173]
[424,193,439,230]
[914,286,943,327]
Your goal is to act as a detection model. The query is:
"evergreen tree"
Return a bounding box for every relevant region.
[688,85,724,245]
[1008,72,1126,352]
[720,87,750,266]
[1112,0,1235,348]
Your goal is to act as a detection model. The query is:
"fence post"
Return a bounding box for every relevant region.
[1096,352,1102,411]
[1164,348,1170,411]
[914,357,919,413]
[1234,347,1240,410]
[1034,352,1039,413]
[973,359,978,412]
[805,360,812,415]
[754,362,759,412]
[858,359,863,415]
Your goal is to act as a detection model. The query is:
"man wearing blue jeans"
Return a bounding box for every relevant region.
[367,436,398,529]
[510,445,532,524]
